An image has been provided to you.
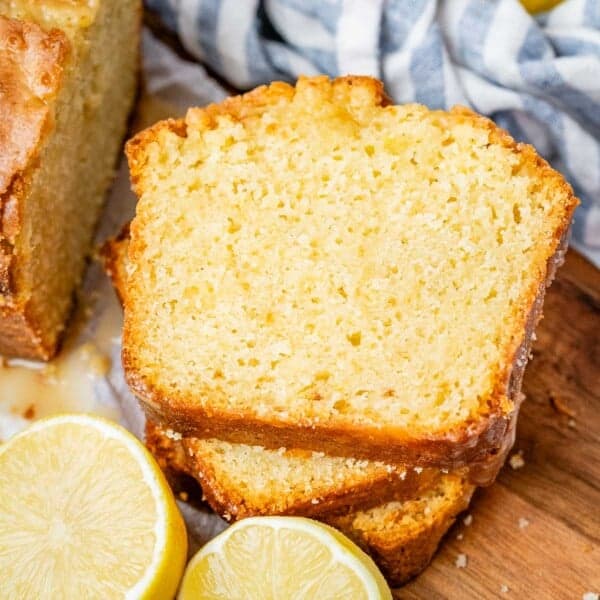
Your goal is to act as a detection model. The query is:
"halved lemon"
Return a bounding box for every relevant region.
[0,414,187,598]
[520,0,563,12]
[178,516,392,599]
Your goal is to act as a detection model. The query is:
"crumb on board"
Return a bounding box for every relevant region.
[79,342,111,376]
[509,452,525,470]
[463,514,473,526]
[456,533,463,540]
[455,554,468,568]
[23,404,35,420]
[549,394,577,418]
[500,584,509,593]
[178,491,188,502]
[42,363,58,383]
[568,418,577,429]
[518,517,530,529]
[164,428,183,441]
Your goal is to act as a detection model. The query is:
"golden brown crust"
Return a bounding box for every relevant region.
[123,76,578,476]
[144,419,205,504]
[99,222,130,304]
[133,386,509,468]
[144,417,189,474]
[0,16,68,201]
[0,16,70,359]
[0,306,46,358]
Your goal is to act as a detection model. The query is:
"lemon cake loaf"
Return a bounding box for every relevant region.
[124,75,576,467]
[146,421,475,587]
[0,0,139,359]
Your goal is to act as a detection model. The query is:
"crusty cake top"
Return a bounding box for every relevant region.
[0,16,68,205]
[0,1,99,38]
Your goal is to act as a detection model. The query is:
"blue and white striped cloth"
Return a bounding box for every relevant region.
[147,0,600,263]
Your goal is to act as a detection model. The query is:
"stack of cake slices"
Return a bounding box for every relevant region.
[104,76,577,585]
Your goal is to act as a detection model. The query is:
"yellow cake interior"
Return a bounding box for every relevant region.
[127,78,574,433]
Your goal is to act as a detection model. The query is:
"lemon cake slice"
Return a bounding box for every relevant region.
[124,75,576,467]
[0,0,139,359]
[323,475,475,586]
[145,421,474,587]
[145,420,436,521]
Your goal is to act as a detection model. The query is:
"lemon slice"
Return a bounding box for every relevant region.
[178,516,392,599]
[0,414,187,598]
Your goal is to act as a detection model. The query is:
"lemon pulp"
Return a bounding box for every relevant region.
[179,516,391,600]
[0,414,187,599]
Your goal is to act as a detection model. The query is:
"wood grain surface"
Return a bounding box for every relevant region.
[396,249,600,598]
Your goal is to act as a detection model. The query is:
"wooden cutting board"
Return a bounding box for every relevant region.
[396,249,600,598]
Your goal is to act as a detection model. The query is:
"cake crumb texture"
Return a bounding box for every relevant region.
[125,75,577,460]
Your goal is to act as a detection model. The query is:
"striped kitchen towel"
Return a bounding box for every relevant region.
[146,0,600,263]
